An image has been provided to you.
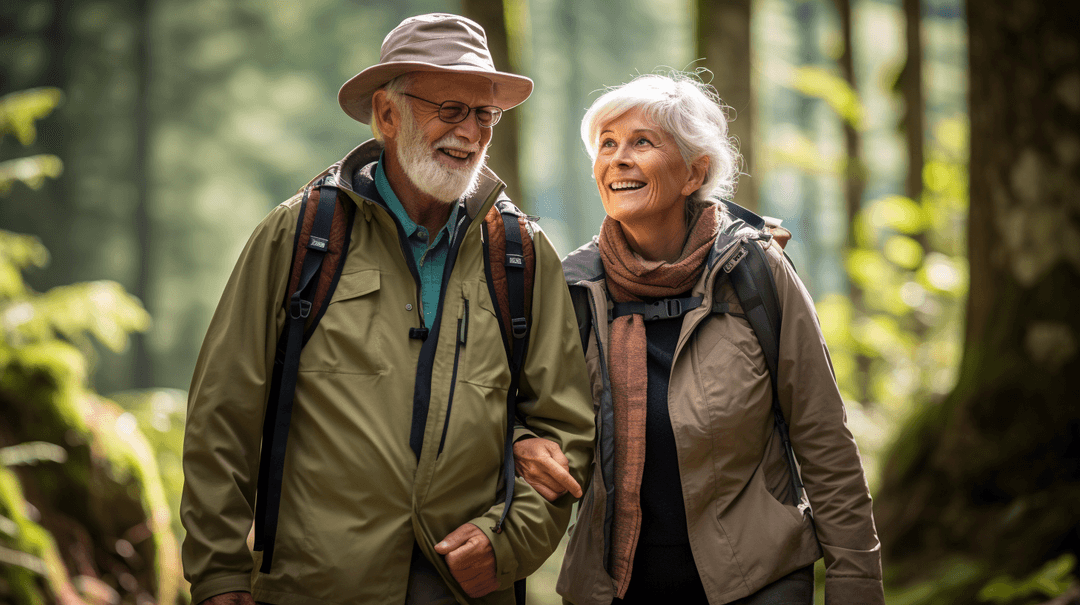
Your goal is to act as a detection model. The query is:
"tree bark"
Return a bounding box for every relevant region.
[876,0,1080,589]
[696,0,755,210]
[460,0,526,209]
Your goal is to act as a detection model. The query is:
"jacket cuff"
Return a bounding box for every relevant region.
[189,574,252,605]
[474,515,519,591]
[513,425,538,443]
[824,576,885,605]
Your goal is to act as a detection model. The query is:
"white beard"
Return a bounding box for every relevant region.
[395,103,487,203]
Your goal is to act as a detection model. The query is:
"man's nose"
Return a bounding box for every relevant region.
[452,112,483,144]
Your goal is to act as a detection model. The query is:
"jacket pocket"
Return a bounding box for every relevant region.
[461,279,511,388]
[300,269,386,374]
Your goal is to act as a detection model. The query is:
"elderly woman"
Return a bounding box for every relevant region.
[513,73,885,604]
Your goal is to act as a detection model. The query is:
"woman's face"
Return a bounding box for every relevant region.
[592,107,705,227]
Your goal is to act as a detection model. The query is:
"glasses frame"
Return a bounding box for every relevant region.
[399,93,503,128]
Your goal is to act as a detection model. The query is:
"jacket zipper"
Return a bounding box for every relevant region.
[438,298,468,457]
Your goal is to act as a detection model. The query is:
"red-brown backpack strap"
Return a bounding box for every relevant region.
[481,199,535,541]
[254,176,354,572]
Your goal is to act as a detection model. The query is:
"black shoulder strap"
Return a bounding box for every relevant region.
[570,286,591,353]
[727,242,804,504]
[494,202,530,535]
[254,181,352,572]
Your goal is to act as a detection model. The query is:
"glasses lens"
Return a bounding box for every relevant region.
[439,101,469,123]
[476,107,502,127]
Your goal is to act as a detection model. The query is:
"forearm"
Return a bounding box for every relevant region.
[472,479,574,588]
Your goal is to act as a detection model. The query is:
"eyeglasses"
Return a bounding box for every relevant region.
[400,93,503,128]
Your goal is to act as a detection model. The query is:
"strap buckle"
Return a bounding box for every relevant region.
[723,246,749,273]
[643,298,682,321]
[289,298,312,319]
[511,317,528,339]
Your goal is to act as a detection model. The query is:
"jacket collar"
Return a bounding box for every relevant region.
[303,139,507,222]
[563,204,757,287]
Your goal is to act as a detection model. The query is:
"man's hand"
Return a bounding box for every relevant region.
[434,523,498,598]
[200,592,255,605]
[513,437,582,501]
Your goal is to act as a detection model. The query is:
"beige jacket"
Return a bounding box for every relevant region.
[556,208,884,605]
[180,141,595,605]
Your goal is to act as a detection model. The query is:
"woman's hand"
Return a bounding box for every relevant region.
[513,437,583,501]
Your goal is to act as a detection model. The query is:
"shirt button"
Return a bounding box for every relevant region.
[405,304,413,311]
[417,228,428,241]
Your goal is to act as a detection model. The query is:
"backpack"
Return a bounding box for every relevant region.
[569,201,806,566]
[252,175,536,593]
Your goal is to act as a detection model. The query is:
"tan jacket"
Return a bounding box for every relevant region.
[180,141,595,605]
[556,209,884,605]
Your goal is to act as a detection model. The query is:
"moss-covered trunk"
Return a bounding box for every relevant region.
[875,0,1080,594]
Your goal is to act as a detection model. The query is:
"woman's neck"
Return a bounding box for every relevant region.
[620,212,688,263]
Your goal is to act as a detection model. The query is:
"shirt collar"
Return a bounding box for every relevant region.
[374,152,462,241]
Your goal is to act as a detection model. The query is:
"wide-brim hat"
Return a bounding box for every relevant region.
[339,13,534,124]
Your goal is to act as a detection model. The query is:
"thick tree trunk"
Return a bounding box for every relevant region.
[696,0,755,210]
[876,0,1080,589]
[460,0,526,209]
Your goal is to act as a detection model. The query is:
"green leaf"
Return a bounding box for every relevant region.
[0,155,64,195]
[865,195,927,234]
[0,88,64,146]
[791,66,864,130]
[883,235,925,269]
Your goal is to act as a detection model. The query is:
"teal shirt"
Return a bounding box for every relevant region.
[374,155,462,328]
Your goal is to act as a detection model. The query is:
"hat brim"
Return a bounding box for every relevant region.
[338,63,534,124]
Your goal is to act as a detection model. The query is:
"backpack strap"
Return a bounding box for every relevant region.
[483,200,535,605]
[481,200,536,537]
[254,178,354,572]
[725,242,804,505]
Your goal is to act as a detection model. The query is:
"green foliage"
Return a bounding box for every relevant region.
[979,555,1077,603]
[111,389,189,542]
[1,85,181,604]
[0,88,62,146]
[792,66,864,130]
[809,116,970,486]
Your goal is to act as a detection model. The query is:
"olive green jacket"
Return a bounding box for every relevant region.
[181,141,595,605]
[557,209,884,605]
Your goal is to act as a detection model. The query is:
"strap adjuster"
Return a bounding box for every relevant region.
[511,317,528,338]
[290,298,312,319]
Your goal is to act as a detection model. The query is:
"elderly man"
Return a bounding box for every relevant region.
[180,13,594,605]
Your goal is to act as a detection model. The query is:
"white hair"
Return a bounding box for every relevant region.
[370,74,412,142]
[580,72,741,209]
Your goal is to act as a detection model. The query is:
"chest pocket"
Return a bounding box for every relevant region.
[459,279,511,389]
[300,269,386,375]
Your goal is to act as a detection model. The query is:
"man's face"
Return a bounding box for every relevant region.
[392,72,496,203]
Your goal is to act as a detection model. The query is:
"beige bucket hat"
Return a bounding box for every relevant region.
[338,13,534,124]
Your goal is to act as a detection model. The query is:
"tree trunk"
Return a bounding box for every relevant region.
[833,0,872,404]
[696,0,754,211]
[875,0,1080,591]
[460,0,526,209]
[132,0,154,388]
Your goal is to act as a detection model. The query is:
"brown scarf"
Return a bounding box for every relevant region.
[597,207,719,597]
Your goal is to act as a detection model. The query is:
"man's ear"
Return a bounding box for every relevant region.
[682,155,710,197]
[371,89,399,140]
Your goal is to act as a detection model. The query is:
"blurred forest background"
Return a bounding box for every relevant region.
[1,0,1077,603]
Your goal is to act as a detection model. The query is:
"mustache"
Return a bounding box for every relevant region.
[432,134,481,155]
